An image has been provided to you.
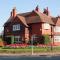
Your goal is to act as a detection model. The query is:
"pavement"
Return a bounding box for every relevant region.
[0,52,60,56]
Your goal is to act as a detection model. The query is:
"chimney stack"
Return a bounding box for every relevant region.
[35,5,39,12]
[43,7,49,16]
[11,7,16,18]
[13,7,16,18]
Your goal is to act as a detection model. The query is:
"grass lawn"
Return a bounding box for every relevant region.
[0,46,59,53]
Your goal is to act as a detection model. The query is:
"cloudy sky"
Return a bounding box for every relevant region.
[0,0,60,33]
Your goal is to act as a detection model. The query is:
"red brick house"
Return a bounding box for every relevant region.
[3,6,60,45]
[52,16,60,45]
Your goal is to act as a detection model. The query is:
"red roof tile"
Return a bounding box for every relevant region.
[25,10,54,25]
[52,16,60,26]
[17,15,28,27]
[4,10,55,27]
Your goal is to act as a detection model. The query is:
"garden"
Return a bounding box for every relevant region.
[0,34,60,54]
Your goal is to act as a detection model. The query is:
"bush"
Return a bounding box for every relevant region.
[43,35,51,45]
[0,38,4,47]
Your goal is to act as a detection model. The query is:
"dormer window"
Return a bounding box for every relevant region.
[13,24,20,31]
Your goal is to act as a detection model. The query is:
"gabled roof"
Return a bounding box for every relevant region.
[4,9,55,27]
[4,16,13,26]
[17,12,32,17]
[25,10,54,25]
[52,17,58,25]
[55,17,60,26]
[25,16,41,24]
[4,15,28,27]
[52,16,60,26]
[34,10,54,25]
[17,15,28,27]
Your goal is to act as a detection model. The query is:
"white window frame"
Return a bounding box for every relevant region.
[54,26,60,32]
[54,36,60,42]
[14,36,21,43]
[43,23,51,29]
[13,24,20,31]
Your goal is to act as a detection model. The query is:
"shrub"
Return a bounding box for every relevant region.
[43,35,51,45]
[0,38,4,47]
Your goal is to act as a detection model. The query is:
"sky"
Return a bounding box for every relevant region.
[0,0,60,33]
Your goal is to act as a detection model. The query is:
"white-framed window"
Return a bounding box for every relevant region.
[14,36,21,43]
[43,23,51,29]
[54,36,60,42]
[54,26,60,32]
[13,24,20,31]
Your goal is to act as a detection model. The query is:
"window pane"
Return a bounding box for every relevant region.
[54,36,60,42]
[13,24,20,31]
[54,26,60,32]
[14,36,21,43]
[44,23,50,29]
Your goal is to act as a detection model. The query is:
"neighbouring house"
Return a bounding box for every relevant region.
[52,16,60,45]
[3,6,60,46]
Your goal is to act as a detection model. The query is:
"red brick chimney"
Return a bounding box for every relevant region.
[43,7,49,16]
[12,7,16,18]
[35,5,39,11]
